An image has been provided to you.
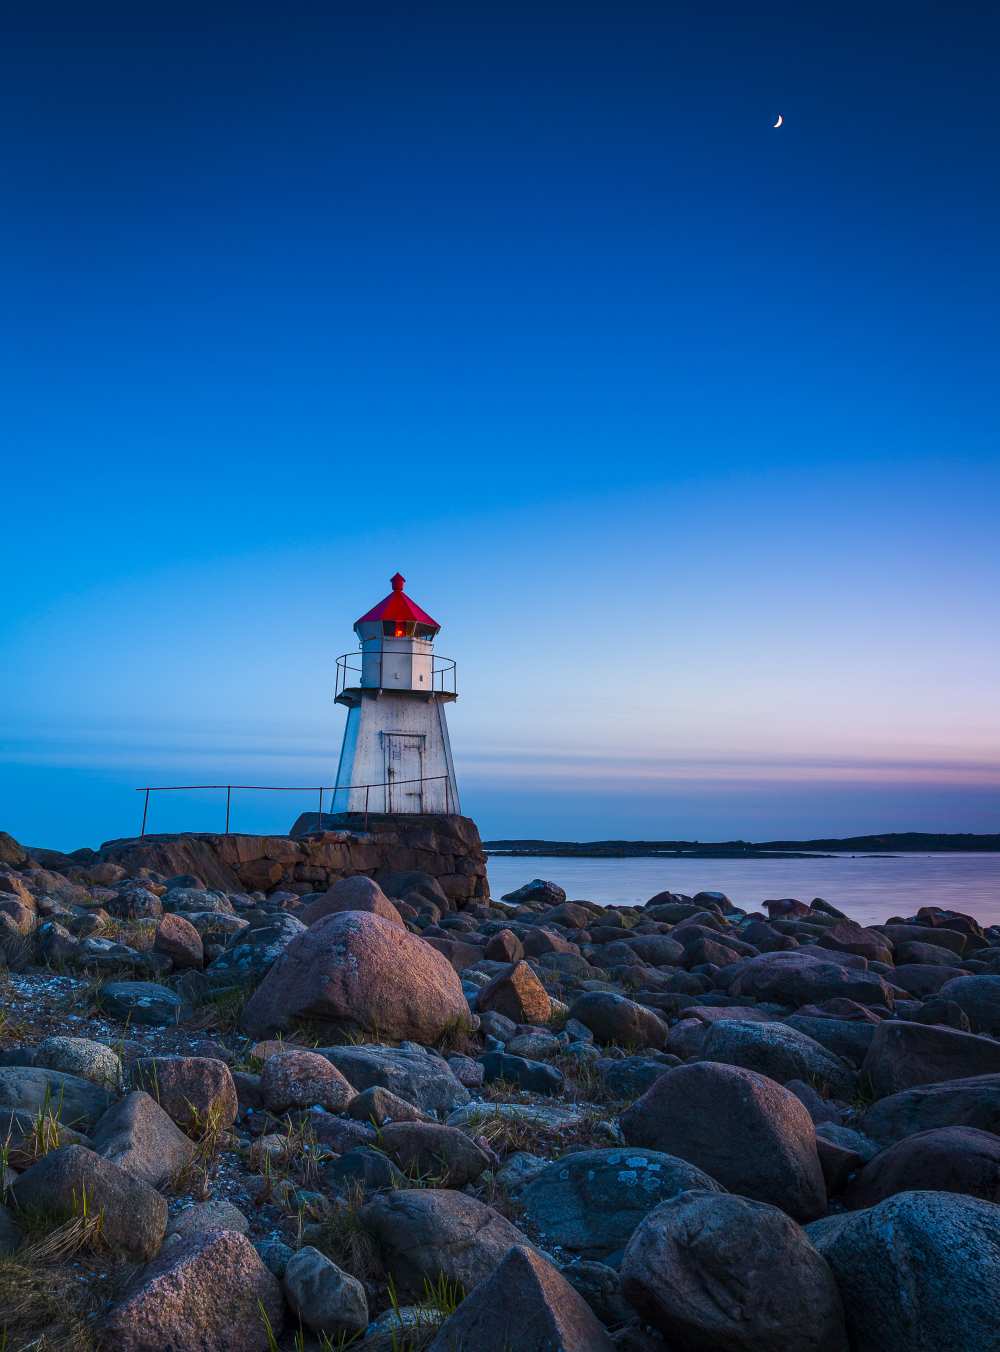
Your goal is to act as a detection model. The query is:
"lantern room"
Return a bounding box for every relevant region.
[336,573,457,703]
[333,572,460,815]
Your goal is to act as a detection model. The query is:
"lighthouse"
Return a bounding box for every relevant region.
[332,574,461,815]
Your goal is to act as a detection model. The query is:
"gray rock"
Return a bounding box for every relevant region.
[521,1147,724,1264]
[501,879,567,905]
[283,1246,368,1337]
[32,1036,123,1093]
[861,1019,1000,1098]
[568,992,669,1049]
[598,1056,675,1100]
[938,975,1000,1034]
[320,1043,469,1116]
[162,886,235,914]
[255,1236,294,1277]
[860,1073,1000,1145]
[701,1019,857,1098]
[784,1014,877,1065]
[480,1050,563,1095]
[90,1090,198,1187]
[360,1188,537,1298]
[622,1189,847,1352]
[808,1190,1000,1351]
[97,980,186,1025]
[727,952,893,1010]
[815,1122,880,1163]
[844,1126,1000,1208]
[378,1121,491,1187]
[495,1151,550,1192]
[169,1199,249,1239]
[0,1065,112,1131]
[620,1062,826,1221]
[427,1244,614,1351]
[12,1144,167,1260]
[204,913,306,988]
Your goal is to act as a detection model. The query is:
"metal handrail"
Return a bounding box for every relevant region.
[135,774,452,838]
[335,649,457,700]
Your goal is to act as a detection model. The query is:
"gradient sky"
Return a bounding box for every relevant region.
[2,2,999,850]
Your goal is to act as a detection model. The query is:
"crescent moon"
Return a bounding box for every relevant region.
[773,114,783,128]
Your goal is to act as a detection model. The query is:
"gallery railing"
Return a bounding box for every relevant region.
[335,651,457,700]
[134,774,453,838]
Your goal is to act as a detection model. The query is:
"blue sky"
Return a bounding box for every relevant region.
[2,2,999,849]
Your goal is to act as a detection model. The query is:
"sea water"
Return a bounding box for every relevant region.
[484,852,1000,928]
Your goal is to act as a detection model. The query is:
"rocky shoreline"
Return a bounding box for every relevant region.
[1,826,1000,1350]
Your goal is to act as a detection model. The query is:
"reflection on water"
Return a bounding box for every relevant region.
[485,852,1000,928]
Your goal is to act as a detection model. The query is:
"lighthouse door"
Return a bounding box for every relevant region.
[383,733,425,813]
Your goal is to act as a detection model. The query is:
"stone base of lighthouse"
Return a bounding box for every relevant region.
[332,690,460,816]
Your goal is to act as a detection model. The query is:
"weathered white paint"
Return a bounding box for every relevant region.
[332,687,460,813]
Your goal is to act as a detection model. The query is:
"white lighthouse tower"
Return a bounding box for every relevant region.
[332,573,461,815]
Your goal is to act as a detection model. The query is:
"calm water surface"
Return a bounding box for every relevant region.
[485,853,1000,928]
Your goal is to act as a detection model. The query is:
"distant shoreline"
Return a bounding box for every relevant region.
[483,831,1000,859]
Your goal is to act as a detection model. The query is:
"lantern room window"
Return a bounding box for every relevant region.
[381,620,437,639]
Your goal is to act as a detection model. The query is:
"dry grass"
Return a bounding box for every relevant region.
[0,1213,110,1352]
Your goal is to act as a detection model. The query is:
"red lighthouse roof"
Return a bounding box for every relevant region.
[355,573,440,632]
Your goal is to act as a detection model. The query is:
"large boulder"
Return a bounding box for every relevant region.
[240,911,473,1042]
[621,1190,847,1352]
[701,1019,857,1098]
[360,1189,536,1298]
[844,1127,1000,1208]
[521,1147,724,1264]
[938,975,1000,1034]
[90,1090,199,1187]
[11,1145,167,1260]
[428,1244,615,1352]
[620,1062,827,1221]
[321,1043,469,1116]
[99,1228,284,1352]
[568,991,668,1049]
[298,875,404,928]
[861,1020,1000,1098]
[860,1074,1000,1145]
[727,952,894,1010]
[808,1190,1000,1352]
[0,1065,112,1130]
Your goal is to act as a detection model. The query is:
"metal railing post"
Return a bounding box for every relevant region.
[364,784,370,832]
[225,786,231,834]
[141,788,150,838]
[318,786,324,824]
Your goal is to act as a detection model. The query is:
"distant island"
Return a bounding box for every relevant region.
[483,831,1000,859]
